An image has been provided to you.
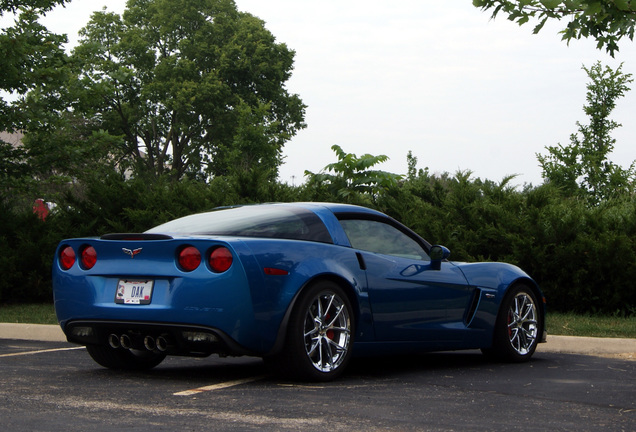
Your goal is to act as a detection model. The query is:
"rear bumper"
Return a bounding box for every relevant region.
[63,320,254,358]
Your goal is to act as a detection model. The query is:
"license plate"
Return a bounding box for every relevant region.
[115,280,154,305]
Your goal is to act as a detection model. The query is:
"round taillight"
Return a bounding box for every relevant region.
[60,246,76,270]
[178,246,201,272]
[209,247,233,273]
[81,246,97,269]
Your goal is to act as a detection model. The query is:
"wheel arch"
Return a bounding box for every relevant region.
[266,273,361,357]
[501,277,547,344]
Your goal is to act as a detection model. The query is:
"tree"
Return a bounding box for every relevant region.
[1,1,70,202]
[472,0,636,56]
[1,0,69,130]
[0,0,63,11]
[537,62,634,205]
[305,144,403,203]
[61,0,305,181]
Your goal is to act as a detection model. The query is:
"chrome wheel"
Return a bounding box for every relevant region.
[483,284,542,362]
[265,281,355,381]
[507,291,539,356]
[303,290,352,373]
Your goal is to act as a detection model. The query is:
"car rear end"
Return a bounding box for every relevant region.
[53,234,261,358]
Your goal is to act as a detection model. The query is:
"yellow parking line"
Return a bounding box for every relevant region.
[0,346,85,358]
[173,375,266,396]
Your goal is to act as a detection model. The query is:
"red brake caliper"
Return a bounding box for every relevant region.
[326,313,334,340]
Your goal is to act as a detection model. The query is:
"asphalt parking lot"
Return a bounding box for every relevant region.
[0,325,634,431]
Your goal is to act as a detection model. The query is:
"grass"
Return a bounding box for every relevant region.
[545,312,636,339]
[0,303,58,325]
[1,303,635,339]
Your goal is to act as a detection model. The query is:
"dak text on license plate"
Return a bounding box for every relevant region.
[115,280,153,305]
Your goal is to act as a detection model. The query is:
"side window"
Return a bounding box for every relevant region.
[339,219,428,260]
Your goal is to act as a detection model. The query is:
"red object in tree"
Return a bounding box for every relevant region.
[33,199,49,221]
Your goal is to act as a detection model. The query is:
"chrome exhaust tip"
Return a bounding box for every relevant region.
[143,336,156,351]
[108,334,121,349]
[156,336,169,352]
[120,334,132,350]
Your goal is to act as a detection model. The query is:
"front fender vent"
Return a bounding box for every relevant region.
[464,288,481,326]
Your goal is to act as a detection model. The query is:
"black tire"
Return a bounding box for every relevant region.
[483,284,541,362]
[86,345,166,370]
[267,281,355,381]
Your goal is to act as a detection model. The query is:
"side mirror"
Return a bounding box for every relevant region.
[429,245,450,270]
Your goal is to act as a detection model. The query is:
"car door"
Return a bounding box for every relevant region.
[339,218,473,342]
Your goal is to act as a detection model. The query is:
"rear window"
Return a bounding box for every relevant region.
[146,206,333,243]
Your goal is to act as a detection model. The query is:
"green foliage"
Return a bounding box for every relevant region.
[0,0,67,14]
[0,140,30,196]
[545,311,636,337]
[304,144,403,204]
[0,169,311,303]
[59,0,306,181]
[381,167,636,315]
[2,2,635,317]
[2,159,636,314]
[0,2,69,132]
[0,2,72,215]
[0,303,57,324]
[473,0,636,56]
[0,202,61,303]
[526,197,636,313]
[538,62,635,205]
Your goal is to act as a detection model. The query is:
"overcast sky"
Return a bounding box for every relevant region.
[22,1,636,186]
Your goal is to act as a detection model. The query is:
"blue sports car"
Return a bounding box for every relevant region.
[53,202,546,381]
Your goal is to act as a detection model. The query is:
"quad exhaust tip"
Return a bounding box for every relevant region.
[108,334,121,349]
[156,336,169,352]
[108,333,169,352]
[119,334,132,350]
[143,336,156,351]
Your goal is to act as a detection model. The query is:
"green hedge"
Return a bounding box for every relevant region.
[2,172,635,315]
[0,171,304,303]
[376,173,636,315]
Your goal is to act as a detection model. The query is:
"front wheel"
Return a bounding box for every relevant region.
[267,281,355,381]
[483,285,541,362]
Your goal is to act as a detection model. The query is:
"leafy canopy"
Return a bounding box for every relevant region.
[305,144,403,203]
[1,0,70,200]
[537,62,634,205]
[0,0,66,15]
[472,0,636,56]
[62,0,306,181]
[0,0,69,130]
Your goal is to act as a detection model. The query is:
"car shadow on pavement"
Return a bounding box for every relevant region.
[343,349,554,381]
[77,349,554,386]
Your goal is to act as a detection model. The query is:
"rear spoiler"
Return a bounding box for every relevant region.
[100,233,173,241]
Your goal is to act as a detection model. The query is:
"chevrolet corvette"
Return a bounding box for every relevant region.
[53,202,546,381]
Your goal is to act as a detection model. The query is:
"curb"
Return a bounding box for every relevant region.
[0,323,67,343]
[537,334,636,358]
[0,324,634,358]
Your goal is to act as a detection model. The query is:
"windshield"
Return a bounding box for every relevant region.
[146,205,333,243]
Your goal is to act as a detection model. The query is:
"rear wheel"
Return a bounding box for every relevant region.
[483,285,541,362]
[267,281,355,381]
[86,345,166,370]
